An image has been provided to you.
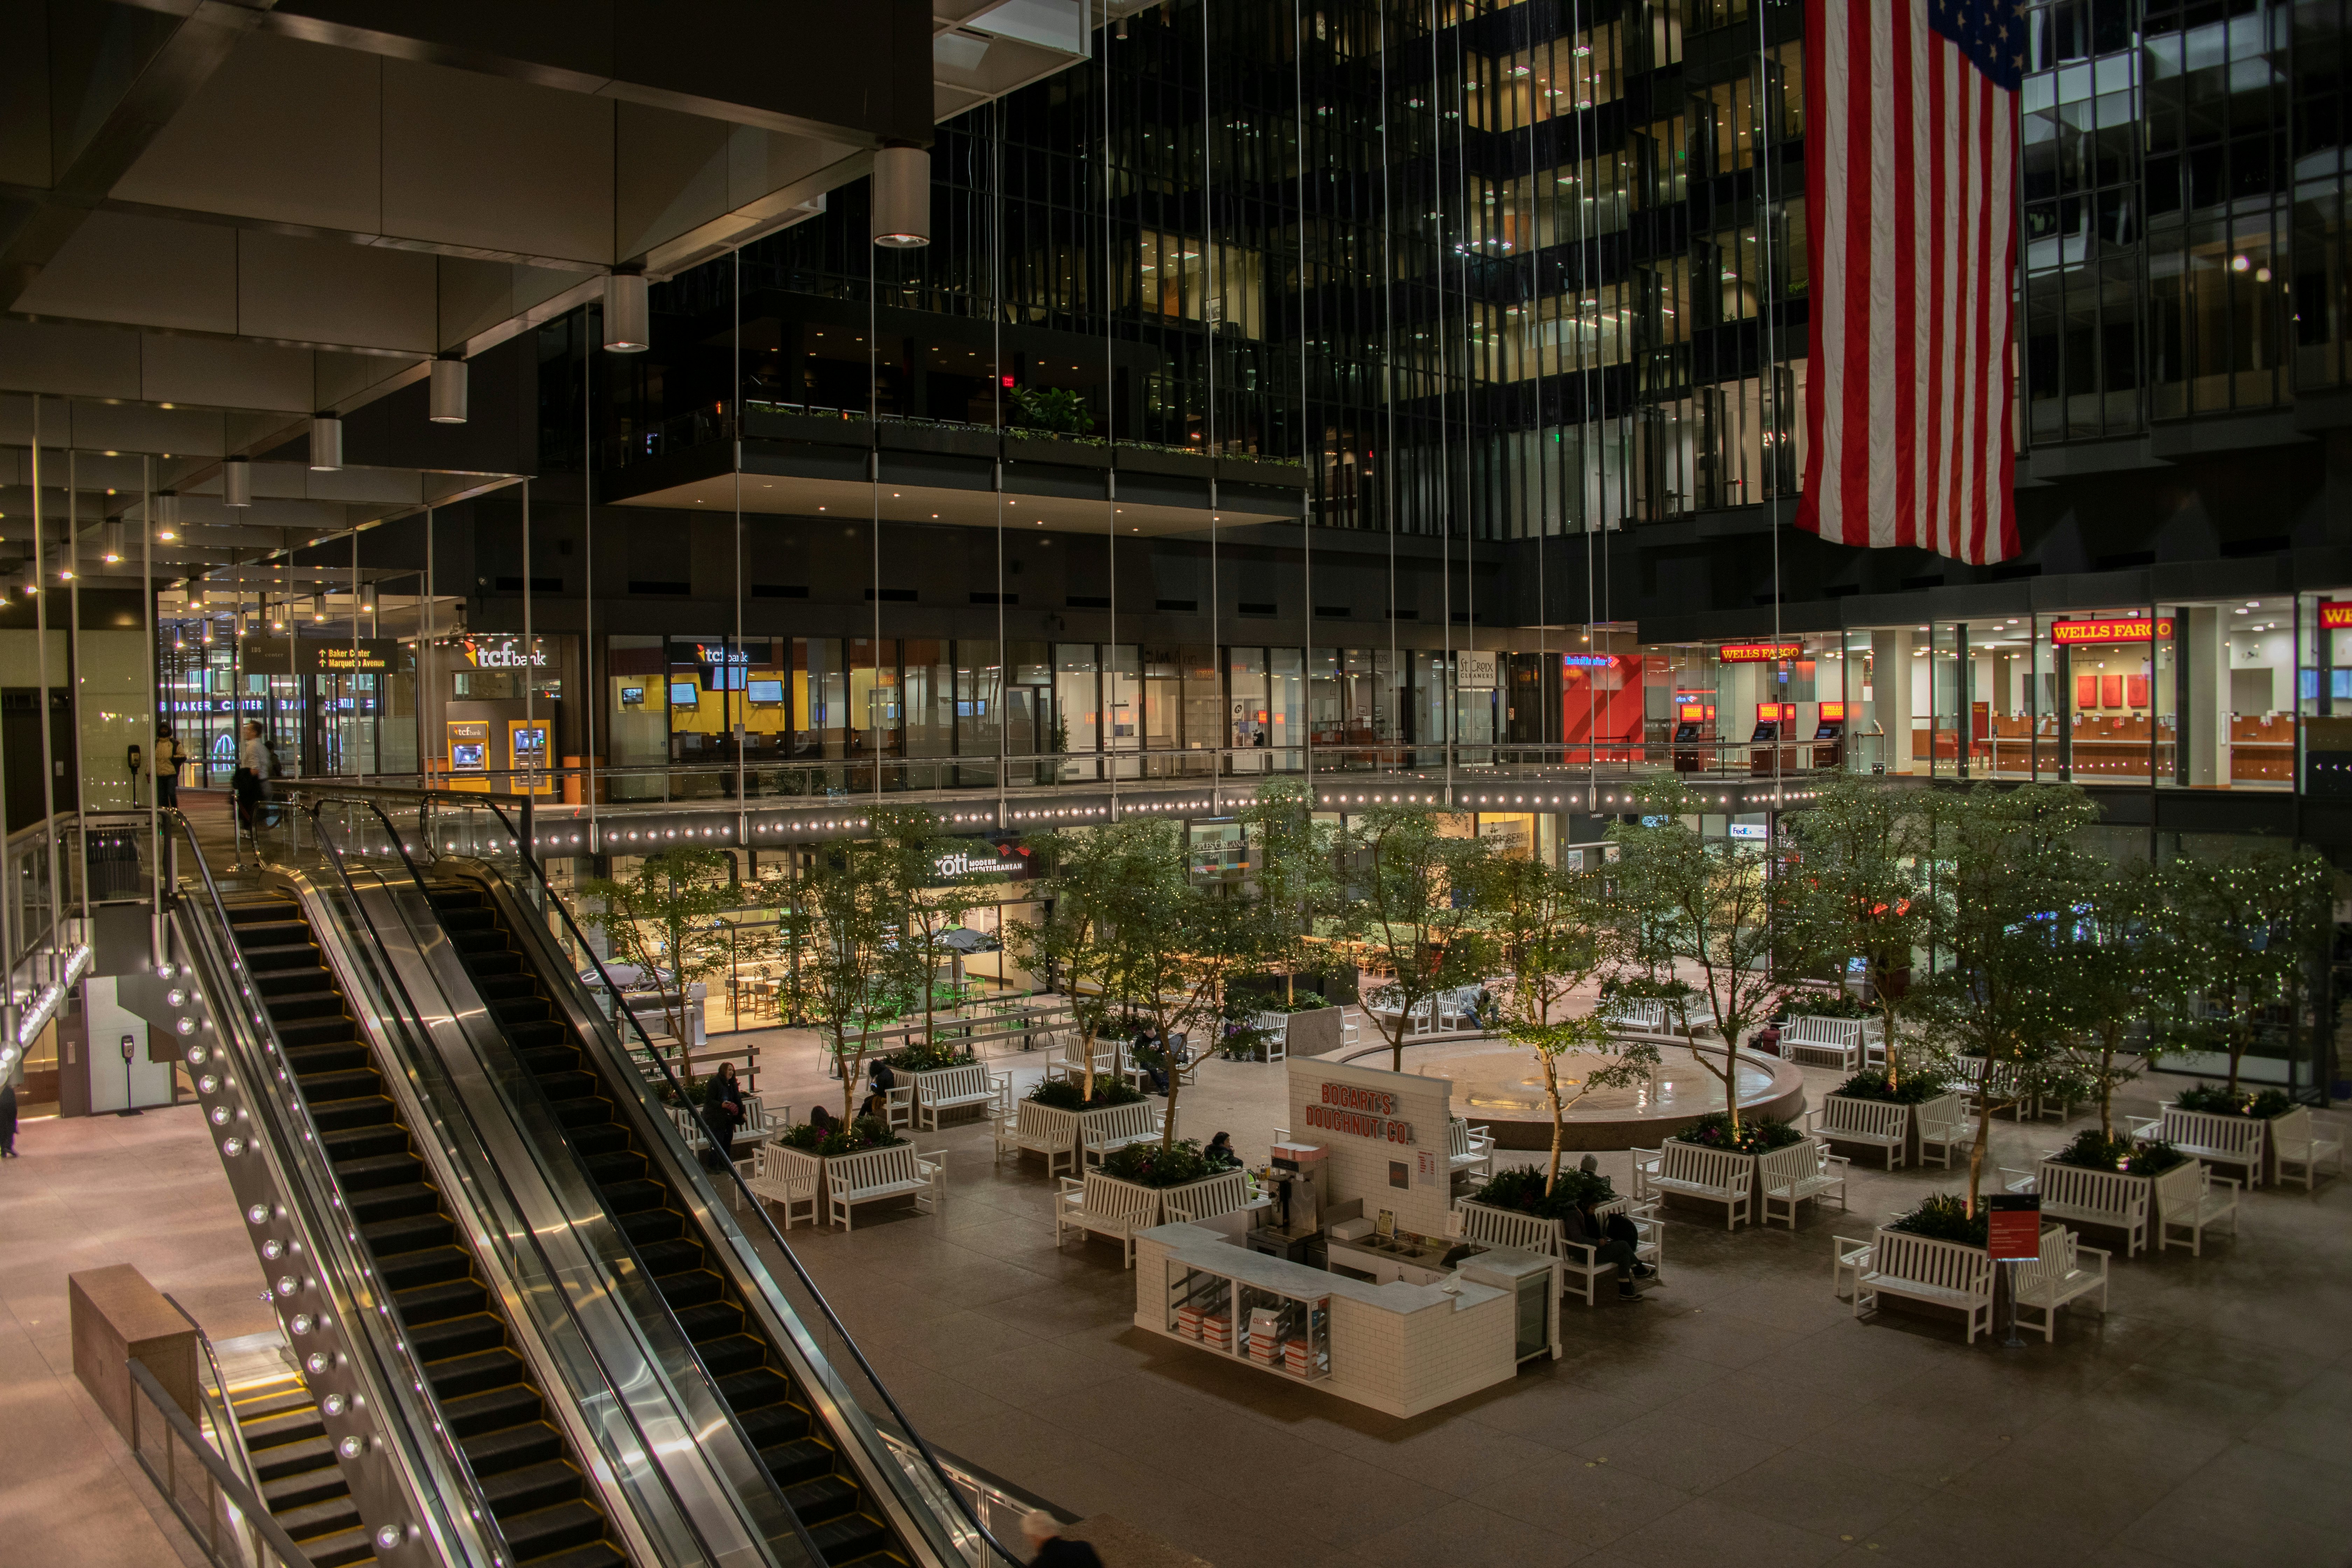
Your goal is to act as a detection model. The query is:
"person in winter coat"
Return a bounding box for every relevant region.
[702,1062,746,1171]
[0,1082,18,1157]
[1021,1512,1101,1568]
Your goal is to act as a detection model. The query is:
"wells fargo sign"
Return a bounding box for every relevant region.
[2320,602,2352,630]
[1717,642,1804,663]
[2050,618,2174,645]
[1302,1081,1419,1146]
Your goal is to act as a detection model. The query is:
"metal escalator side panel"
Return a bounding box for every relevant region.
[446,860,982,1568]
[270,866,772,1568]
[161,894,496,1568]
[341,864,824,1568]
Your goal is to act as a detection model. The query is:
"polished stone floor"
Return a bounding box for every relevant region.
[11,1024,2348,1568]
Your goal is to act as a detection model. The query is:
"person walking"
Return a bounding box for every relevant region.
[702,1062,745,1172]
[230,721,268,869]
[152,724,181,810]
[0,1082,17,1157]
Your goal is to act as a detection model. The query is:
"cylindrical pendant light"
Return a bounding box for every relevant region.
[222,457,252,507]
[604,273,650,352]
[429,356,469,423]
[102,521,123,564]
[154,493,178,541]
[871,145,932,247]
[310,414,343,471]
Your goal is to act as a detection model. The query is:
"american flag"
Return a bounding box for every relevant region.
[1795,0,2024,565]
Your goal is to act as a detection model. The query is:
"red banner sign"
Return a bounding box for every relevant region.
[2050,618,2174,645]
[1718,642,1805,663]
[1987,1196,2043,1261]
[1756,702,1795,723]
[2320,602,2352,630]
[1818,701,1847,722]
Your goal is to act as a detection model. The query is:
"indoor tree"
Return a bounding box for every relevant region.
[2053,859,2171,1139]
[1008,819,1156,1099]
[873,806,1002,1055]
[1603,780,1781,1129]
[1334,806,1497,1070]
[1774,773,1939,1083]
[772,831,906,1122]
[1914,783,2099,1211]
[579,844,739,1060]
[2150,846,2332,1097]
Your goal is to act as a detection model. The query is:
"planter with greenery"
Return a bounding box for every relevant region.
[2046,1128,2187,1178]
[1028,1078,1146,1112]
[765,1115,910,1206]
[2172,1084,2294,1121]
[1467,1164,1617,1219]
[1821,1070,1962,1165]
[1086,1138,1247,1222]
[1885,1192,1990,1249]
[880,1038,978,1073]
[1670,1112,1804,1156]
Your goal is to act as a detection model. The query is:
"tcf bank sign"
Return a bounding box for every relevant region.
[1303,1082,1419,1146]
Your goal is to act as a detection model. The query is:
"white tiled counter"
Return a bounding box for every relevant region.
[1133,1222,1517,1417]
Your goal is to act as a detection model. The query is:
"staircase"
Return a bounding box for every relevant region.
[223,893,626,1568]
[231,1372,375,1567]
[428,881,908,1568]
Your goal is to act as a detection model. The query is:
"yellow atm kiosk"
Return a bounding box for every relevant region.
[507,718,558,797]
[447,720,491,793]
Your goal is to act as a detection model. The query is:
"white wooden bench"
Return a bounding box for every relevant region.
[1808,1097,1910,1170]
[1054,1174,1164,1267]
[741,1142,819,1230]
[1830,1233,1874,1300]
[670,1094,770,1153]
[1758,1139,1849,1228]
[2010,1227,2109,1342]
[1453,1197,1664,1306]
[912,1063,1007,1131]
[824,1143,944,1232]
[1913,1095,1975,1170]
[1854,1230,1997,1343]
[2028,1160,2154,1258]
[1448,1119,1497,1182]
[1781,1015,1865,1072]
[1650,1141,1754,1230]
[1955,1056,2040,1121]
[2272,1107,2344,1191]
[1160,1170,1251,1224]
[1051,1047,1117,1085]
[1601,997,1715,1037]
[1080,1100,1168,1167]
[1629,1146,1662,1202]
[994,1098,1082,1179]
[1247,1011,1292,1062]
[2155,1161,2239,1255]
[2132,1107,2267,1188]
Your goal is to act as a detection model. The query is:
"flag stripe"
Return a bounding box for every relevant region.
[1798,0,2021,566]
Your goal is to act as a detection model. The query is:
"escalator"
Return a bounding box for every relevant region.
[220,891,626,1568]
[422,880,905,1568]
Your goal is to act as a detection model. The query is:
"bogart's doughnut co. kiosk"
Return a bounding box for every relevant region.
[1130,1057,1560,1416]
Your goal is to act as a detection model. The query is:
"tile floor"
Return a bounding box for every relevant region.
[10,1026,2348,1568]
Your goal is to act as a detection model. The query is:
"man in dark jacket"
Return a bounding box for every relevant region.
[0,1082,17,1157]
[702,1062,746,1171]
[1561,1192,1649,1300]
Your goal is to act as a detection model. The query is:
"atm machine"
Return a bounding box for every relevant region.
[1812,701,1847,769]
[1750,702,1797,776]
[1671,701,1715,773]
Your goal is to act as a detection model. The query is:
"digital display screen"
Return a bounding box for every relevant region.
[451,743,485,769]
[1814,724,1841,741]
[620,686,644,705]
[670,681,699,706]
[748,679,785,704]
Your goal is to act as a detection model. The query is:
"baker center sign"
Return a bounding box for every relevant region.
[1303,1081,1419,1146]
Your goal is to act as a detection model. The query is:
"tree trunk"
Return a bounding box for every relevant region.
[2097,1020,2122,1139]
[1964,1056,1995,1216]
[2226,1025,2245,1096]
[1079,1022,1098,1101]
[1542,1055,1564,1195]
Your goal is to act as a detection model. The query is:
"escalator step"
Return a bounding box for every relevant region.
[550,1097,613,1132]
[599,1179,667,1215]
[469,952,527,978]
[494,1498,608,1560]
[322,1124,412,1163]
[805,1510,895,1566]
[582,1150,645,1186]
[439,1383,547,1442]
[670,1301,742,1342]
[261,1462,353,1513]
[534,1071,599,1102]
[346,1180,441,1224]
[278,1017,363,1049]
[633,1237,702,1276]
[783,1474,861,1526]
[287,1521,377,1568]
[309,1094,398,1134]
[735,1400,813,1449]
[362,1210,455,1255]
[291,1065,379,1101]
[333,1150,427,1191]
[269,993,347,1022]
[481,1458,587,1519]
[566,1124,630,1160]
[233,921,313,948]
[616,1208,685,1247]
[716,1366,796,1412]
[518,1044,581,1076]
[460,1419,566,1475]
[247,1429,335,1480]
[408,1311,508,1364]
[513,1540,627,1568]
[507,1021,570,1050]
[273,1494,363,1542]
[377,1238,474,1290]
[760,1436,837,1487]
[694,1334,768,1379]
[425,1348,527,1401]
[655,1270,723,1311]
[393,1277,488,1324]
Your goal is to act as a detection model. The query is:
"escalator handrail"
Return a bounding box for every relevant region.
[127,1355,320,1568]
[304,798,829,1568]
[321,785,1024,1568]
[462,795,1024,1568]
[161,1291,267,1513]
[158,807,503,1568]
